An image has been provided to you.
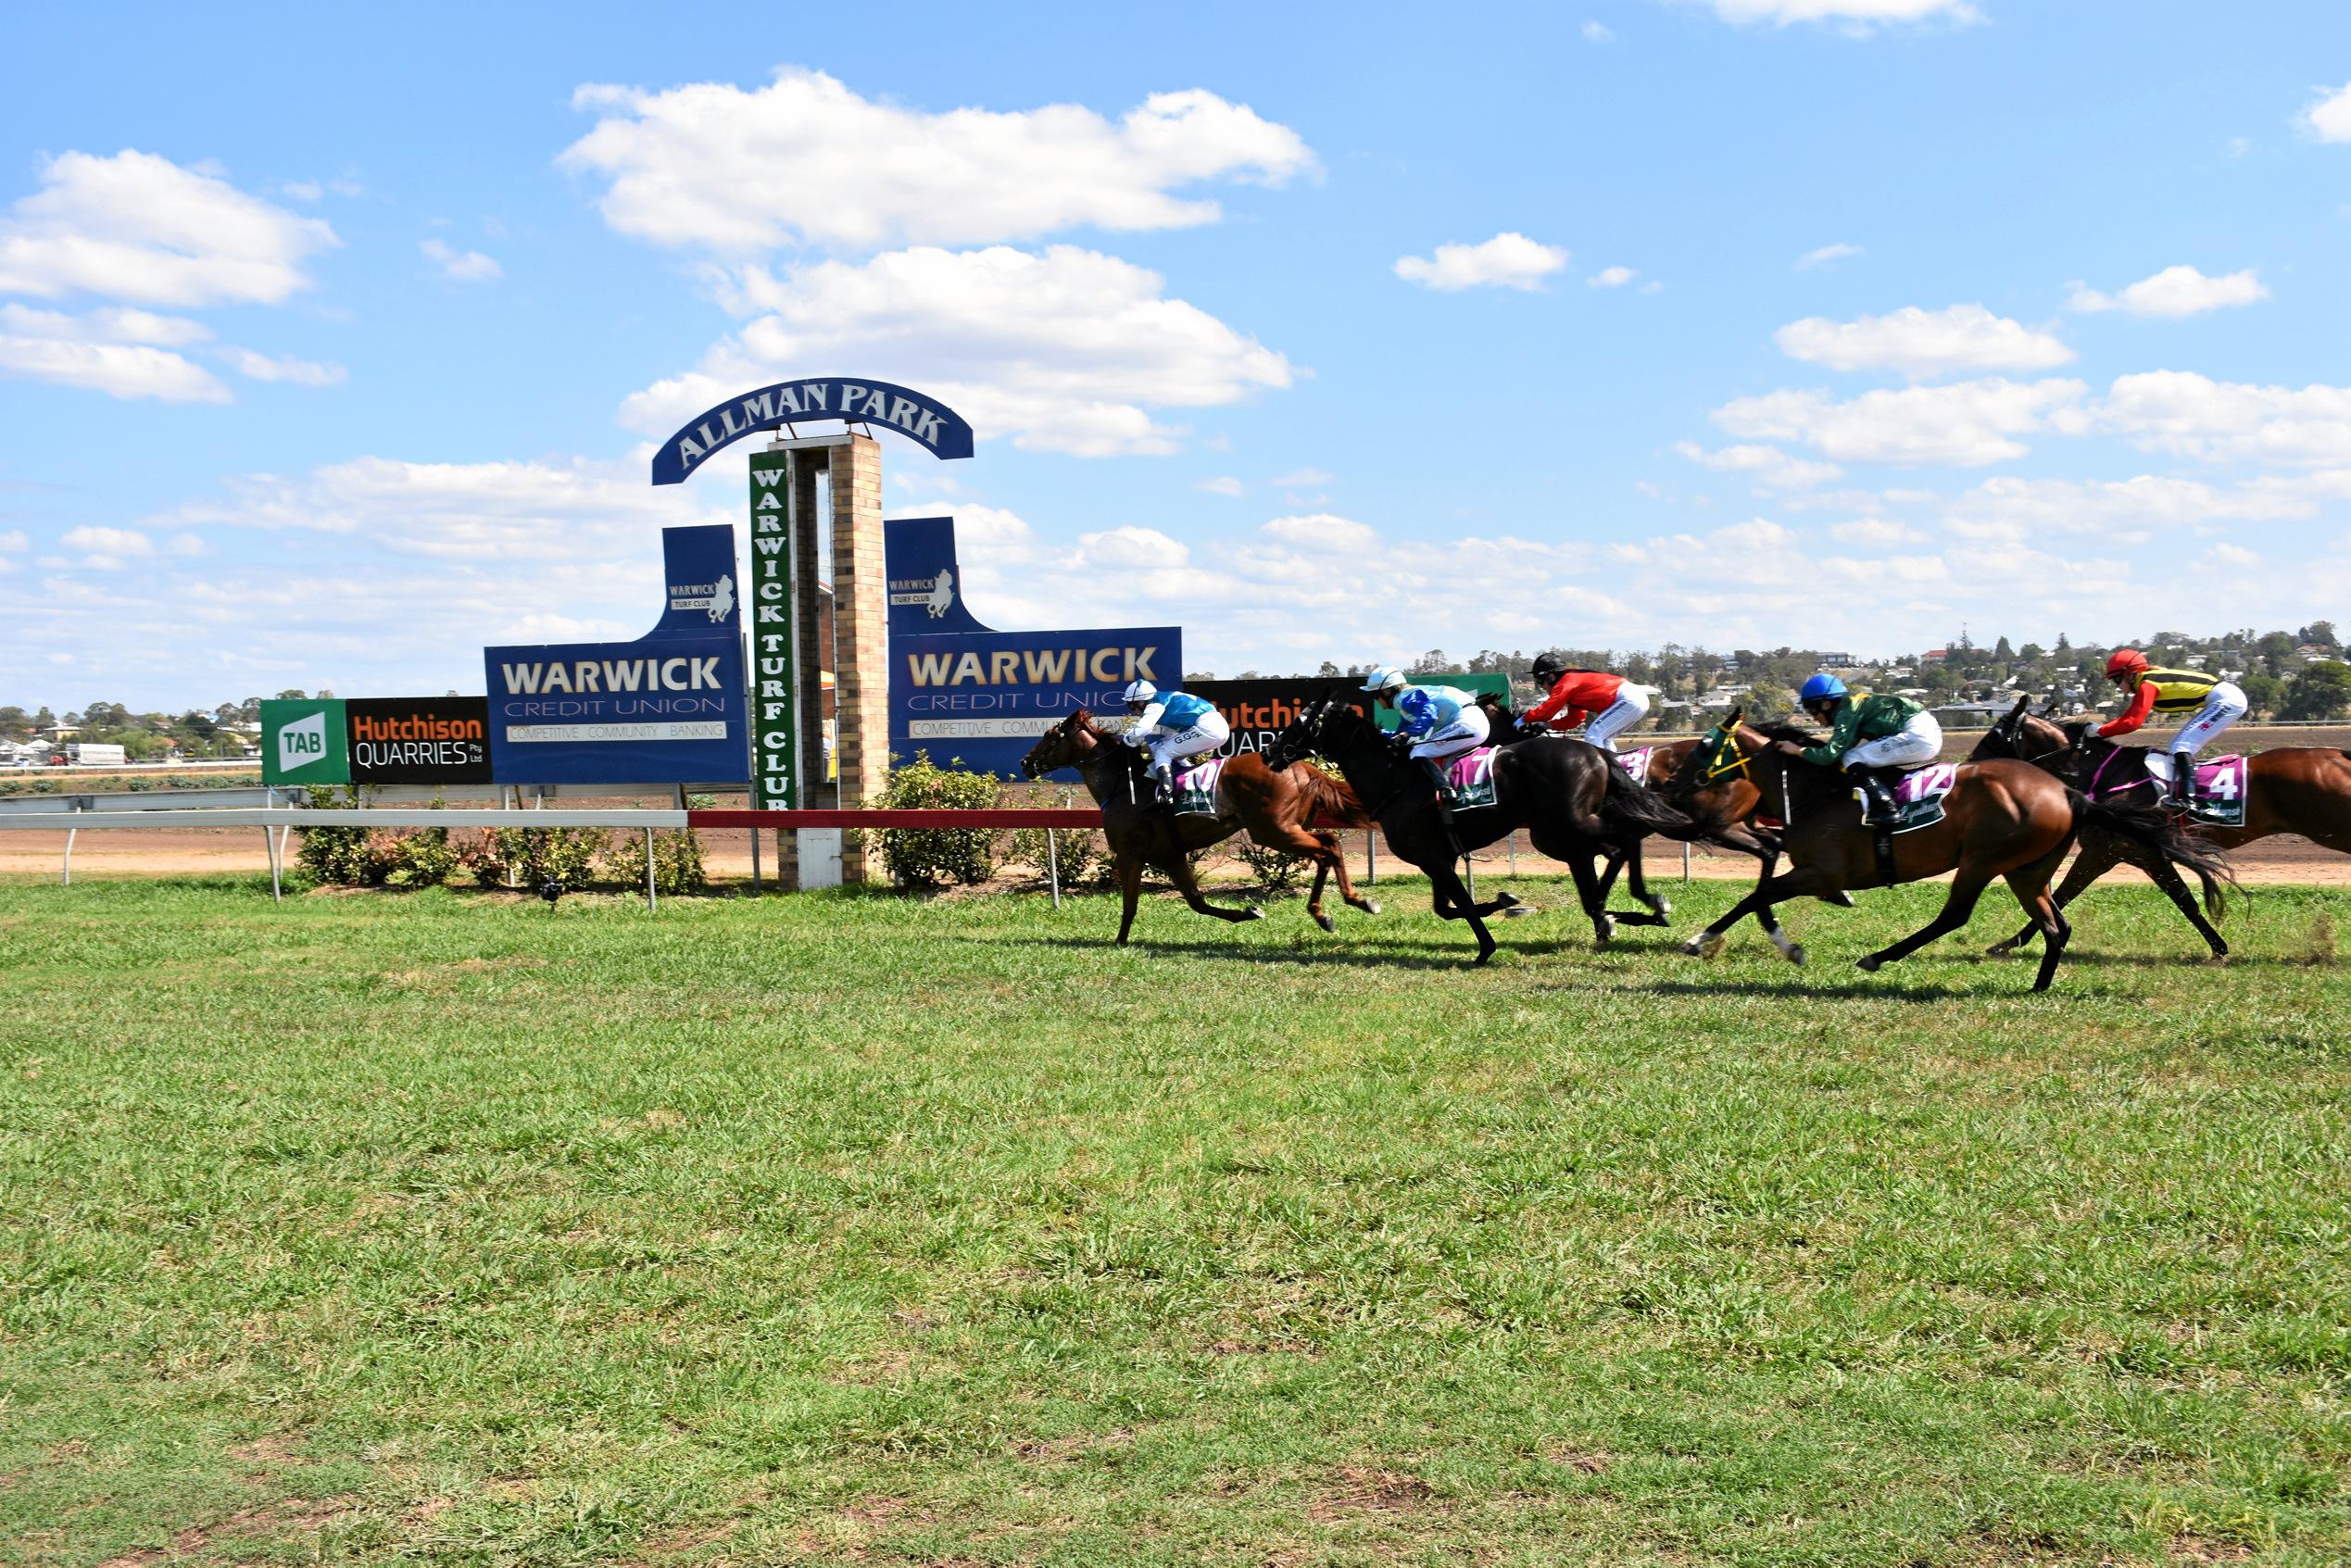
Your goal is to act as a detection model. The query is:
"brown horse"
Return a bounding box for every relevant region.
[1020,708,1379,944]
[1668,716,2233,990]
[1972,699,2351,958]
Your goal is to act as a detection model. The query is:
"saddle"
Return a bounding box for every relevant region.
[2133,752,2248,826]
[1615,746,1656,786]
[1869,762,1958,834]
[1442,746,1501,810]
[1169,756,1229,818]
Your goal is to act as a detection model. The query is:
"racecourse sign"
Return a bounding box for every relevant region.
[483,524,748,784]
[649,378,974,484]
[886,515,1179,779]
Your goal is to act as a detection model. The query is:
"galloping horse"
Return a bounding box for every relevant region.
[1668,715,2233,990]
[1271,698,1723,963]
[1020,709,1379,944]
[1972,699,2351,959]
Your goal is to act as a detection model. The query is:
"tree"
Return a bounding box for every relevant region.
[274,688,308,701]
[2300,621,2340,652]
[1315,660,1341,678]
[2018,643,2045,663]
[2257,631,2297,676]
[2281,661,2351,721]
[1405,648,1451,675]
[2238,672,2284,716]
[1992,635,2016,663]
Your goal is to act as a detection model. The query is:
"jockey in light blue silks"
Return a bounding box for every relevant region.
[1361,667,1490,822]
[1121,680,1230,804]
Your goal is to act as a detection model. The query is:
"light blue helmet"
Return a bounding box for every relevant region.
[1360,667,1406,695]
[1799,672,1848,707]
[1122,679,1158,705]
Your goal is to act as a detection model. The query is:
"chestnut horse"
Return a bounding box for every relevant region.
[1020,708,1378,944]
[1668,716,2232,990]
[1972,699,2351,959]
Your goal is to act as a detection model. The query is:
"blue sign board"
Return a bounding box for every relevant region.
[650,378,974,485]
[484,524,748,784]
[886,515,1180,779]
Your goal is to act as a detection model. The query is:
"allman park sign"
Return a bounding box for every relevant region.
[649,377,974,486]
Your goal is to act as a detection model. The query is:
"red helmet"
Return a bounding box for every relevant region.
[2105,647,2149,681]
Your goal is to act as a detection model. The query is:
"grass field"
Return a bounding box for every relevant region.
[4,872,2348,1567]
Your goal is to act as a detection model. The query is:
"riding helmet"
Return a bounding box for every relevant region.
[1360,668,1407,695]
[1122,679,1158,705]
[2104,647,2148,681]
[1530,652,1566,682]
[1798,672,1848,707]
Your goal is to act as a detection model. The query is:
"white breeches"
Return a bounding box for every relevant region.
[2170,682,2247,757]
[1583,688,1652,751]
[1146,713,1229,774]
[1409,706,1491,761]
[1842,711,1942,770]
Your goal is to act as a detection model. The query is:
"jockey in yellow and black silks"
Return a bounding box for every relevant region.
[2097,648,2247,808]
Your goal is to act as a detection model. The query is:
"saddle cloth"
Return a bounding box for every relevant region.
[1867,762,1958,834]
[1615,746,1656,786]
[1171,756,1229,817]
[2136,752,2249,826]
[1445,746,1501,810]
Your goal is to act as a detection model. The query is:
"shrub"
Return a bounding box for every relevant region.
[1235,837,1312,896]
[867,752,999,888]
[295,784,391,885]
[604,827,709,895]
[381,827,460,889]
[1004,789,1103,886]
[463,825,609,889]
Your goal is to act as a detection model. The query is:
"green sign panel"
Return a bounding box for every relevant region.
[261,698,349,786]
[748,453,797,809]
[1370,671,1515,732]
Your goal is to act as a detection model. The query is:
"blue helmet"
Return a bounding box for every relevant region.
[1799,672,1848,706]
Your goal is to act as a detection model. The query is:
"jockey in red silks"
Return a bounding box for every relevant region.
[1519,654,1651,750]
[2095,648,2247,808]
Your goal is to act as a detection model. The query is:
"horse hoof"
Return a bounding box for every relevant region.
[1595,914,1616,945]
[1856,954,1883,973]
[1984,940,2017,956]
[1784,944,1806,967]
[1681,933,1724,960]
[1247,907,1266,921]
[1653,898,1673,917]
[1495,891,1523,909]
[1314,911,1336,934]
[1473,949,1494,966]
[1501,903,1537,918]
[1828,891,1857,909]
[1363,901,1382,916]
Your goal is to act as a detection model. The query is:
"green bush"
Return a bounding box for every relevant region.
[867,752,999,888]
[464,825,609,889]
[295,784,390,885]
[1235,837,1312,896]
[604,827,709,895]
[1004,789,1104,886]
[381,827,460,889]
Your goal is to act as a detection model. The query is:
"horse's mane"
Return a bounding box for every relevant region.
[1753,720,1826,746]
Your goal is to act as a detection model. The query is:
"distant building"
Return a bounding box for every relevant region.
[1920,648,1949,664]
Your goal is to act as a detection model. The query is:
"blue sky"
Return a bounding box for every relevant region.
[4,0,2349,709]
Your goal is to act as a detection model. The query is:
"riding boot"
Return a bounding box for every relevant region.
[1418,757,1457,825]
[2169,752,2196,809]
[1854,767,1899,828]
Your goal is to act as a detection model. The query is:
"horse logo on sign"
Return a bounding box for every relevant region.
[926,569,955,619]
[708,573,735,624]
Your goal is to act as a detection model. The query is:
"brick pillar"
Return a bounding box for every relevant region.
[830,433,889,882]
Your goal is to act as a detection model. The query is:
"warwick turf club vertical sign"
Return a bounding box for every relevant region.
[747,456,796,809]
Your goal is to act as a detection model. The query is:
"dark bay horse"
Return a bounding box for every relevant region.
[1668,717,2233,990]
[1972,699,2351,959]
[1273,698,1725,963]
[1020,708,1379,944]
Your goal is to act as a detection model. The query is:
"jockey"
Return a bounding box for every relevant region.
[1520,654,1651,750]
[2096,649,2248,808]
[1120,680,1228,803]
[1361,667,1490,818]
[1795,672,1942,829]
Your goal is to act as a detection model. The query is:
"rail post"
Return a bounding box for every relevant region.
[1046,827,1062,909]
[62,824,75,886]
[644,827,657,910]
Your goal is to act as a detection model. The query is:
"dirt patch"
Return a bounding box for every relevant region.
[1308,1466,1440,1521]
[94,1495,358,1567]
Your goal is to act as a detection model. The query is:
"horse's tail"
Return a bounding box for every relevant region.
[1289,760,1370,829]
[2077,793,2235,921]
[1598,756,1716,844]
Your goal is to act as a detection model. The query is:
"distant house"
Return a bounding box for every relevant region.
[1814,652,1859,669]
[1920,648,1949,664]
[1932,698,2020,726]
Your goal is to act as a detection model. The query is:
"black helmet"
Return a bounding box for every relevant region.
[1530,652,1566,682]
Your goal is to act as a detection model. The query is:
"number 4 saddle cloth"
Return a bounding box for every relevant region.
[2130,752,2249,827]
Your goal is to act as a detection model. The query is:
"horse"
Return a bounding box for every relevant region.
[1477,693,1794,936]
[1666,715,2234,990]
[1270,697,1727,963]
[1019,708,1380,944]
[1971,698,2351,959]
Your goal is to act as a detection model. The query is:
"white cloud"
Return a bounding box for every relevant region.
[1937,471,2321,544]
[1690,0,1981,30]
[2068,264,2269,318]
[0,149,337,306]
[622,245,1294,458]
[60,525,155,568]
[1583,20,1616,41]
[1194,476,1244,496]
[1271,467,1333,487]
[1075,524,1189,570]
[0,529,28,552]
[1713,377,2088,467]
[219,346,347,386]
[1829,518,1926,546]
[1775,304,2074,378]
[1796,242,1863,270]
[1674,440,1844,490]
[0,332,228,402]
[2093,370,2351,467]
[1589,266,1638,288]
[1258,512,1379,553]
[2302,82,2351,143]
[421,237,503,282]
[1394,232,1567,292]
[0,302,212,345]
[560,68,1315,252]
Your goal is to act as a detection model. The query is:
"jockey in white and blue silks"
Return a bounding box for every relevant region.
[1121,680,1229,803]
[1361,667,1490,814]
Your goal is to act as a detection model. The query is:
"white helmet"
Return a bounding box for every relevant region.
[1122,679,1158,705]
[1360,668,1406,695]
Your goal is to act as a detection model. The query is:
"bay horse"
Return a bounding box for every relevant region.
[1972,698,2351,959]
[1271,697,1727,963]
[1019,708,1379,944]
[1666,716,2233,990]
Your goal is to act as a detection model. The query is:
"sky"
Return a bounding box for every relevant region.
[3,0,2350,711]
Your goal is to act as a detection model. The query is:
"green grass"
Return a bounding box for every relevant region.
[3,872,2347,1567]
